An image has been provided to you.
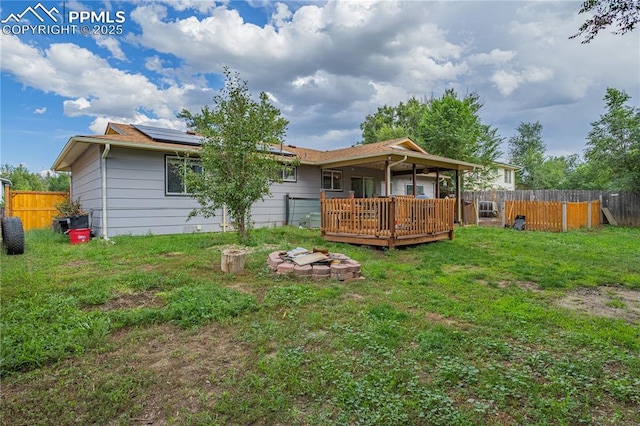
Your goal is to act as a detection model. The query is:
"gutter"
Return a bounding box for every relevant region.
[101,144,111,240]
[386,155,407,196]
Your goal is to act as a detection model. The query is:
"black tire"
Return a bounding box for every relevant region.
[2,217,25,255]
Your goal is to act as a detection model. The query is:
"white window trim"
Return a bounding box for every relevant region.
[504,169,512,184]
[280,165,297,182]
[405,184,425,196]
[166,156,201,196]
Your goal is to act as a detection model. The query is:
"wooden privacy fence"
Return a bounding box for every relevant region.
[504,200,600,232]
[320,192,455,248]
[463,190,640,226]
[2,185,68,230]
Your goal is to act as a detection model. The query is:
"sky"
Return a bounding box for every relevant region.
[1,0,638,173]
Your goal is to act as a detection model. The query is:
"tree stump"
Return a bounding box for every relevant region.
[221,249,247,273]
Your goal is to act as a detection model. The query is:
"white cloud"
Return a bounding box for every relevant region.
[34,107,47,114]
[491,66,553,96]
[94,36,126,60]
[0,35,213,125]
[271,2,292,29]
[468,49,516,66]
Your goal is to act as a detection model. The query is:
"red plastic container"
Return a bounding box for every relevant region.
[69,228,90,244]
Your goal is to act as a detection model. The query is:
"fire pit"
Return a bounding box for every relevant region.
[267,248,363,281]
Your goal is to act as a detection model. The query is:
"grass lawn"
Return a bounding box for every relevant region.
[1,225,639,425]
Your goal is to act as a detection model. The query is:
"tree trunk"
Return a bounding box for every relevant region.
[221,249,247,273]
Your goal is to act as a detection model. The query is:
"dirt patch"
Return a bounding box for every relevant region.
[162,251,184,258]
[96,291,164,311]
[424,312,473,329]
[66,259,92,268]
[132,323,252,424]
[556,286,640,323]
[495,280,543,292]
[478,218,505,228]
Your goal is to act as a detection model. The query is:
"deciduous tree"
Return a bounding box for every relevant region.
[584,87,640,190]
[178,68,291,241]
[359,90,502,191]
[508,121,546,189]
[571,0,640,43]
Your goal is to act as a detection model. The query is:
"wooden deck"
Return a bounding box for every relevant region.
[320,193,455,249]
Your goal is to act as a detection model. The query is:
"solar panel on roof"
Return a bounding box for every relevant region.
[133,124,203,146]
[266,146,296,156]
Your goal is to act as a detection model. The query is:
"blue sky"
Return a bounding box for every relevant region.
[1,0,638,173]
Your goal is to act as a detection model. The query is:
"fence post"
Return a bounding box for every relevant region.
[599,194,604,225]
[587,201,592,229]
[501,201,506,227]
[319,190,326,237]
[562,202,567,232]
[3,183,11,216]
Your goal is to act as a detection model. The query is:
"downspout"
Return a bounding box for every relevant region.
[386,156,408,196]
[101,144,111,240]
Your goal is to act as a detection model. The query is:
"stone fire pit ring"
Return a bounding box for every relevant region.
[267,251,363,281]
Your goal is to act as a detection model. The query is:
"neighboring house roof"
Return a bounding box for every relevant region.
[493,161,521,171]
[52,122,481,172]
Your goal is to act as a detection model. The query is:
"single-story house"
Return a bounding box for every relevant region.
[52,123,481,238]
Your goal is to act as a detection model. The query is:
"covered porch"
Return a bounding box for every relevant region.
[311,138,479,248]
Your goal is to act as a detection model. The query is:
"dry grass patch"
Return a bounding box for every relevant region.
[556,286,640,323]
[95,291,164,311]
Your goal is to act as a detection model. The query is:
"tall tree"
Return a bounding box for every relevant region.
[0,165,70,194]
[584,87,640,190]
[508,121,547,189]
[540,155,580,189]
[360,90,502,190]
[419,90,502,164]
[360,97,426,144]
[178,68,291,241]
[572,0,640,43]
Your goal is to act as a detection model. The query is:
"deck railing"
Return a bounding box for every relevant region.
[320,192,455,248]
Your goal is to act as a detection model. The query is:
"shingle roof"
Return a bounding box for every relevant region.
[52,122,481,171]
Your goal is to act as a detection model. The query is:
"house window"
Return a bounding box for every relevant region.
[405,184,425,196]
[279,165,297,182]
[351,177,375,198]
[166,156,202,195]
[322,169,342,191]
[504,169,512,184]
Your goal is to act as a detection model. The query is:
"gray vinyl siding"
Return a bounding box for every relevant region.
[251,164,321,227]
[70,145,102,235]
[104,147,221,236]
[70,146,401,237]
[321,167,386,198]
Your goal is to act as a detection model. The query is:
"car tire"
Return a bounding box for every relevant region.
[2,217,25,255]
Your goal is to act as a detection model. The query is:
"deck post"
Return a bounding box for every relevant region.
[320,190,326,238]
[412,164,417,196]
[389,196,396,249]
[455,170,462,223]
[349,190,355,231]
